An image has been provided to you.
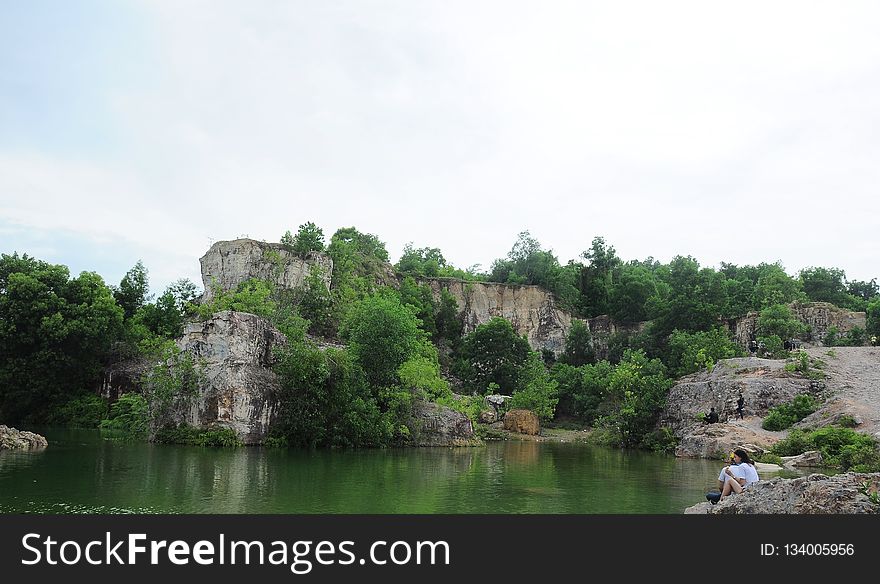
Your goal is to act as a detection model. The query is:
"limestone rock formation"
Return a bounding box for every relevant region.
[422,279,573,355]
[684,472,880,514]
[733,302,866,348]
[99,357,149,401]
[413,401,479,446]
[781,451,825,469]
[503,409,541,435]
[174,311,288,444]
[200,239,332,302]
[0,425,48,450]
[661,357,823,457]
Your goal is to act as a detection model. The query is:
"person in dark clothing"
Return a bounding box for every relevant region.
[736,394,745,420]
[705,407,719,424]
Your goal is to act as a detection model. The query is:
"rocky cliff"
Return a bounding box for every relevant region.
[684,472,880,514]
[422,278,574,355]
[733,302,866,347]
[174,311,288,444]
[200,239,332,302]
[660,357,824,458]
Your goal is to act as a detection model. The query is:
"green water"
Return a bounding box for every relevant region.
[1,428,780,514]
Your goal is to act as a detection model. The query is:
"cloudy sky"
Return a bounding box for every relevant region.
[2,0,879,295]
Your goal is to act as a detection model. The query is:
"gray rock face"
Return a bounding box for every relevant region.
[422,279,573,355]
[684,473,880,514]
[99,357,149,401]
[781,451,825,469]
[733,302,867,348]
[661,358,822,456]
[413,401,479,446]
[675,424,776,459]
[200,239,332,302]
[175,311,288,444]
[0,425,48,450]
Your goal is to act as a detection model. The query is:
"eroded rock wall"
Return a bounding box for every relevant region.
[175,311,287,444]
[733,302,867,347]
[200,239,332,302]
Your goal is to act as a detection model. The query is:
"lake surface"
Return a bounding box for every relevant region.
[0,428,795,514]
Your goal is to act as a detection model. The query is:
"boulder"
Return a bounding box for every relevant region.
[674,423,777,459]
[781,450,825,469]
[685,472,880,514]
[0,425,48,450]
[503,409,540,435]
[484,394,508,417]
[478,410,497,424]
[413,401,479,446]
[172,310,288,444]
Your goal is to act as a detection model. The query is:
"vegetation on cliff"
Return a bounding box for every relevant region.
[2,221,879,452]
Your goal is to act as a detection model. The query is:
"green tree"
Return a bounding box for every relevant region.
[114,260,151,319]
[799,267,853,308]
[647,256,728,341]
[508,352,559,420]
[578,236,621,317]
[666,327,741,377]
[601,350,672,448]
[757,304,806,341]
[0,254,124,423]
[559,320,595,366]
[608,263,656,323]
[340,294,426,389]
[458,317,532,394]
[284,221,325,256]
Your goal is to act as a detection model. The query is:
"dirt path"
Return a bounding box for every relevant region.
[804,346,880,436]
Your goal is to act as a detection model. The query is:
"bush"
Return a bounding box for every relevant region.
[640,426,677,453]
[99,393,149,440]
[761,394,818,431]
[757,335,786,358]
[771,427,880,471]
[506,352,558,421]
[55,394,109,428]
[153,424,242,447]
[666,327,740,377]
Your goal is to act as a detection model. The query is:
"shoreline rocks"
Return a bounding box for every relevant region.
[685,472,880,514]
[503,409,540,435]
[0,425,48,450]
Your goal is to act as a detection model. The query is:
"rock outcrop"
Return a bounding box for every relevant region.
[733,302,866,348]
[684,472,880,514]
[0,425,48,450]
[413,401,479,446]
[174,311,287,444]
[423,279,573,355]
[661,357,824,457]
[503,409,541,435]
[200,239,332,302]
[98,357,149,401]
[781,451,825,469]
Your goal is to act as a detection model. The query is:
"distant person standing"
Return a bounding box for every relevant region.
[736,394,745,420]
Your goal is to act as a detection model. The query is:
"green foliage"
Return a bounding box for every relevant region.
[197,278,277,320]
[435,289,463,351]
[140,341,205,431]
[640,426,678,453]
[457,317,532,394]
[600,350,672,448]
[54,394,109,428]
[866,299,880,341]
[153,424,242,447]
[608,263,656,323]
[799,266,861,309]
[647,256,729,340]
[135,278,200,339]
[282,221,325,256]
[757,335,786,358]
[435,393,484,424]
[341,294,426,389]
[551,360,613,422]
[272,342,394,448]
[757,304,806,341]
[771,427,880,471]
[295,265,334,336]
[754,452,783,466]
[507,352,558,420]
[99,393,149,440]
[114,260,151,320]
[837,414,858,428]
[0,253,125,424]
[558,320,595,366]
[398,276,438,339]
[761,394,819,430]
[398,356,449,400]
[666,327,740,377]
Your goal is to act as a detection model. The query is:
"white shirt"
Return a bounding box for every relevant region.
[740,463,760,486]
[718,464,746,483]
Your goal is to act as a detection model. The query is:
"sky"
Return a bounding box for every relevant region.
[2,0,879,296]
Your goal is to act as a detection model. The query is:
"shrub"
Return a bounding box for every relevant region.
[99,393,149,440]
[771,427,880,471]
[507,352,558,421]
[153,424,242,447]
[55,394,109,428]
[761,394,818,431]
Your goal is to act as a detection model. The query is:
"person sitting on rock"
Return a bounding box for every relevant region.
[719,449,759,501]
[705,407,719,424]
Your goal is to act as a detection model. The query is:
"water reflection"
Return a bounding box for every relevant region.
[0,429,816,514]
